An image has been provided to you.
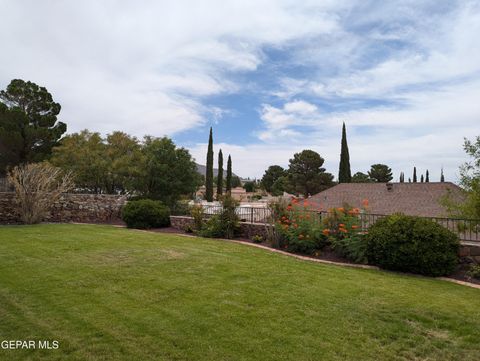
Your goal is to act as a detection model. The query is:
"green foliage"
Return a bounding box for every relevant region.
[231,175,241,188]
[443,136,480,221]
[199,196,240,239]
[276,200,327,255]
[366,214,460,276]
[338,122,351,183]
[288,150,334,196]
[261,165,286,192]
[466,263,480,280]
[271,176,291,196]
[351,172,371,183]
[122,199,170,229]
[139,136,201,206]
[252,235,264,244]
[368,164,393,182]
[425,170,430,182]
[413,166,417,182]
[226,155,232,192]
[50,130,143,194]
[190,204,205,231]
[0,79,66,174]
[205,127,214,202]
[216,149,223,199]
[243,181,256,192]
[323,206,368,263]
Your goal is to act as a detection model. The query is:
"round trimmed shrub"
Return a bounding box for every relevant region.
[122,199,170,229]
[366,214,460,276]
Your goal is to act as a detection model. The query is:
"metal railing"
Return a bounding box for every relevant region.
[191,205,480,243]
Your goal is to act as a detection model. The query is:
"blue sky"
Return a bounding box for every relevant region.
[1,0,480,180]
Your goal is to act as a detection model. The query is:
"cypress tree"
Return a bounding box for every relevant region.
[408,177,411,183]
[399,172,404,183]
[420,174,424,182]
[440,168,445,182]
[425,170,429,182]
[413,167,417,183]
[226,155,232,193]
[338,122,351,183]
[216,149,223,199]
[205,127,214,202]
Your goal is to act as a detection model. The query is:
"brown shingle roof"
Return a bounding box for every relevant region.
[308,182,465,218]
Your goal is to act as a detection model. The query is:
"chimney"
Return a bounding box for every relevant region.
[386,183,393,191]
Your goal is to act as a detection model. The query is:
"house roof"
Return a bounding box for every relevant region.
[308,182,465,218]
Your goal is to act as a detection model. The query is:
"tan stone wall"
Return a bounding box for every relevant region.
[0,192,126,224]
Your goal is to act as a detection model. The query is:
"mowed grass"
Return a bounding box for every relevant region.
[0,225,479,361]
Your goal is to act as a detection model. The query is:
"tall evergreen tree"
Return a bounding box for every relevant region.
[408,177,411,183]
[338,122,351,183]
[205,127,214,202]
[420,174,424,182]
[226,155,232,193]
[440,168,445,182]
[413,167,417,183]
[216,149,223,199]
[425,170,429,182]
[399,172,405,183]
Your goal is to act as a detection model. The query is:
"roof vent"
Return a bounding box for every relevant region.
[386,183,393,191]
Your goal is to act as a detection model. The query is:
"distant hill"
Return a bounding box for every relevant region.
[195,163,238,178]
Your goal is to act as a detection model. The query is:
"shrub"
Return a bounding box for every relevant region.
[366,214,460,276]
[276,198,327,255]
[252,235,264,244]
[190,204,205,231]
[122,199,170,229]
[322,206,368,263]
[198,196,240,239]
[466,263,480,280]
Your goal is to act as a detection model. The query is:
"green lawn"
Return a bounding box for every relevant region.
[0,225,479,361]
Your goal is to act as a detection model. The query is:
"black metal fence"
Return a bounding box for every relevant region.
[194,205,480,243]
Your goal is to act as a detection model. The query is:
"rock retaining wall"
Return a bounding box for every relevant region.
[0,192,126,224]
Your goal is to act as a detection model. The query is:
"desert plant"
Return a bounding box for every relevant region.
[122,199,170,229]
[252,235,264,244]
[276,198,327,254]
[322,205,368,263]
[466,263,480,280]
[190,204,205,231]
[366,214,460,276]
[8,163,74,224]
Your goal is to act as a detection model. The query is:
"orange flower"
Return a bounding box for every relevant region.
[362,199,369,207]
[305,214,311,220]
[351,225,359,229]
[338,223,345,227]
[286,205,292,211]
[303,200,310,207]
[293,223,298,228]
[322,229,330,235]
[291,198,299,204]
[337,207,345,213]
[339,228,348,233]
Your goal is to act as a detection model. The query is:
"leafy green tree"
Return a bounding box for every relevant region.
[443,136,480,220]
[261,165,286,192]
[351,172,371,183]
[413,167,417,182]
[288,150,334,196]
[271,176,293,196]
[0,79,66,173]
[226,155,232,192]
[338,122,351,183]
[231,175,241,188]
[243,181,256,192]
[205,127,214,202]
[368,164,393,182]
[139,136,200,206]
[50,130,143,194]
[50,130,108,193]
[216,149,223,199]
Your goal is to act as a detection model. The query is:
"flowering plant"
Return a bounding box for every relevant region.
[276,198,327,254]
[322,203,368,263]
